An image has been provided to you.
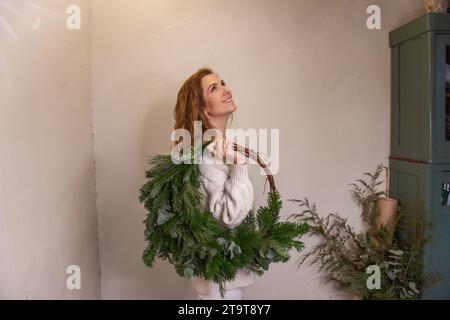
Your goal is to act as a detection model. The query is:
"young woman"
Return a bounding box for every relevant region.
[173,68,255,300]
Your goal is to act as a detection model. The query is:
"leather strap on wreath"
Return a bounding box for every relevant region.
[232,142,277,194]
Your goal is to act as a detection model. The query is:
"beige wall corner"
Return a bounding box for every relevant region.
[0,0,100,299]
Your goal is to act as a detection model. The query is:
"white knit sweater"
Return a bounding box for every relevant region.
[190,153,256,293]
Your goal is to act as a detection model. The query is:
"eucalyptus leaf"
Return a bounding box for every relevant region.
[401,287,412,298]
[217,237,227,246]
[228,241,236,253]
[183,267,194,279]
[386,271,396,281]
[156,206,175,225]
[259,249,265,257]
[266,249,276,259]
[409,282,420,294]
[388,249,404,256]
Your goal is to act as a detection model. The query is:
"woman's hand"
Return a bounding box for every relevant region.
[206,138,247,165]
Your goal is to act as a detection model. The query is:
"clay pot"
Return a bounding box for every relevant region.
[424,0,449,13]
[376,197,399,230]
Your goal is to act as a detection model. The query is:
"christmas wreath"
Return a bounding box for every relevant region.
[139,141,309,297]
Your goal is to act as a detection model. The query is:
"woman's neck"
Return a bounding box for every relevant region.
[207,116,229,139]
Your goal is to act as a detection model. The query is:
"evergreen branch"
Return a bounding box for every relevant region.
[139,144,308,298]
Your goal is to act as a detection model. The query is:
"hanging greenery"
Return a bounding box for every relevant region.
[138,141,309,297]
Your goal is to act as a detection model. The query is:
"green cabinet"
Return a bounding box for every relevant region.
[389,13,450,299]
[389,160,450,298]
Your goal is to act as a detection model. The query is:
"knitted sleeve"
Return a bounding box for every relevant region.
[199,163,254,228]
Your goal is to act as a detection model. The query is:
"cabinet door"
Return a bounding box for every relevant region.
[432,34,450,162]
[425,167,450,299]
[391,34,431,161]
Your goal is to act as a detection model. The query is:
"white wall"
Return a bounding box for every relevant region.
[90,0,426,299]
[0,0,428,300]
[0,0,100,299]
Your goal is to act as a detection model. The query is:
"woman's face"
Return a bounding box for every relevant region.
[201,73,236,118]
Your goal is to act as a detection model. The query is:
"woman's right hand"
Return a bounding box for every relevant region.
[206,138,247,165]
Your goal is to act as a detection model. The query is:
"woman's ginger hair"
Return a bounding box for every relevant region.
[173,67,233,146]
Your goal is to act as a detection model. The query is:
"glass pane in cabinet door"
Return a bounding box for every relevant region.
[441,182,450,206]
[446,45,450,141]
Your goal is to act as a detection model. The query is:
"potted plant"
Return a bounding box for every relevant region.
[424,0,449,13]
[289,164,440,300]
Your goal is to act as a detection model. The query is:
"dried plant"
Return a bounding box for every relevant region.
[289,164,440,300]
